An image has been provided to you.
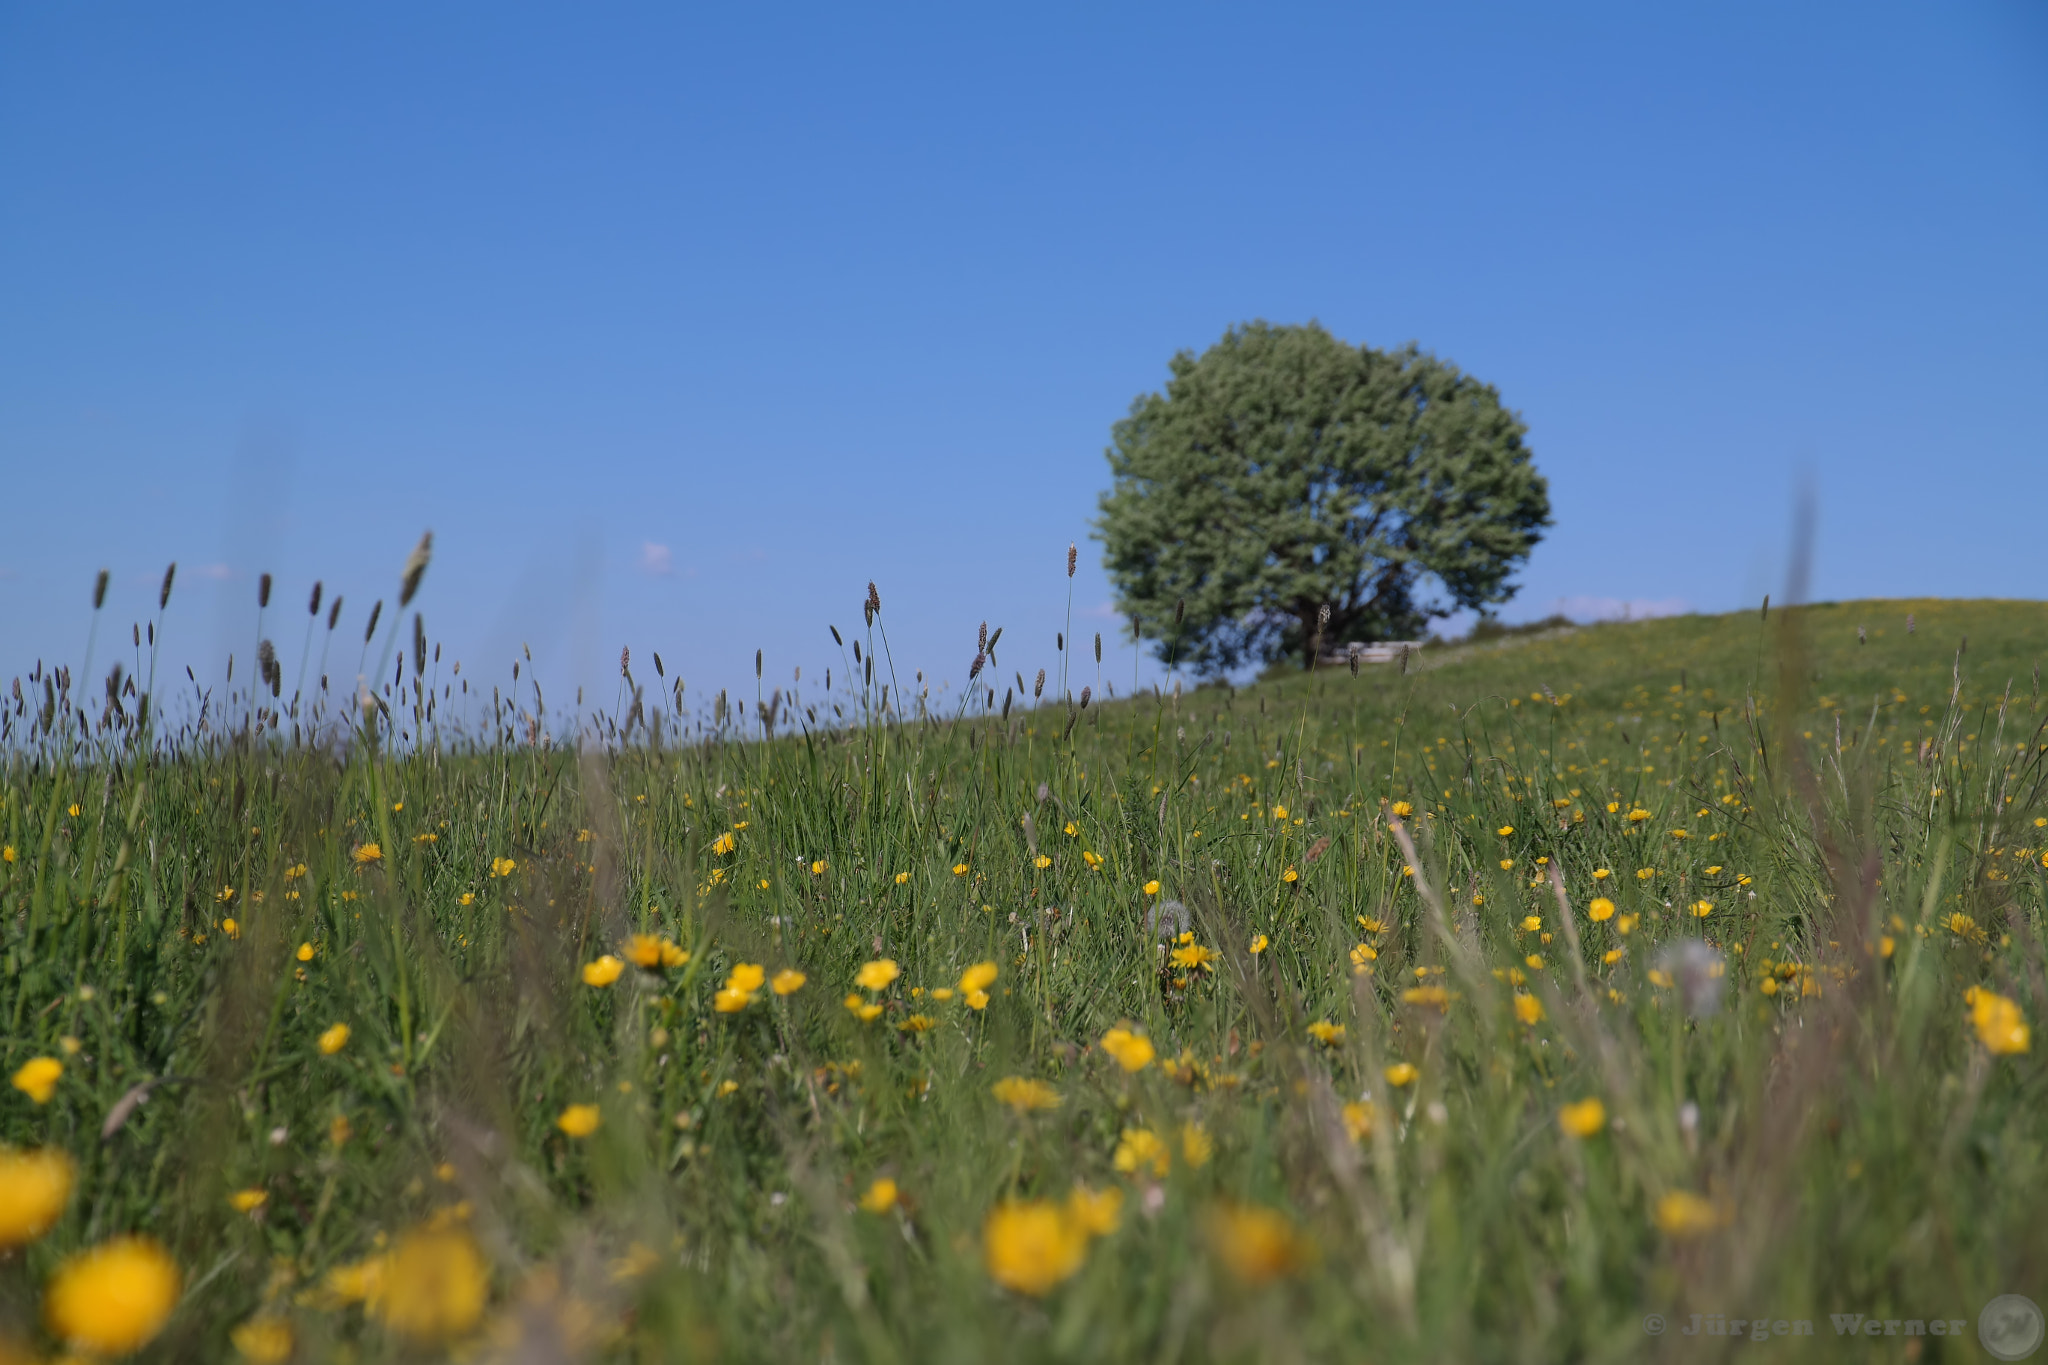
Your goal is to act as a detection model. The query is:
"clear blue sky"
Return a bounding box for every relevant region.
[3,3,2044,722]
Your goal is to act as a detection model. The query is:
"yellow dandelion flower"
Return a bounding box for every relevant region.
[1099,1026,1155,1073]
[0,1147,74,1246]
[855,959,900,992]
[983,1200,1087,1296]
[1112,1127,1169,1177]
[1558,1098,1607,1138]
[991,1076,1061,1112]
[317,1023,350,1056]
[581,956,624,988]
[375,1227,488,1344]
[1653,1190,1730,1237]
[230,1316,294,1363]
[1065,1184,1122,1236]
[1205,1203,1308,1285]
[557,1104,600,1137]
[1402,984,1450,1011]
[42,1236,182,1356]
[353,843,382,865]
[12,1057,62,1104]
[1389,800,1413,817]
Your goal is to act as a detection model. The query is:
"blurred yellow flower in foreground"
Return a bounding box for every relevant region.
[317,1023,351,1056]
[855,959,900,992]
[581,956,624,988]
[843,994,883,1023]
[958,961,998,996]
[1513,993,1544,1025]
[230,1316,293,1363]
[1654,1191,1730,1237]
[1066,1184,1123,1236]
[771,969,806,996]
[991,1076,1061,1112]
[557,1105,600,1138]
[858,1178,899,1213]
[0,1147,74,1246]
[1206,1203,1309,1285]
[1113,1127,1169,1177]
[1967,987,2031,1055]
[42,1235,182,1356]
[11,1057,61,1104]
[353,843,382,865]
[1384,1062,1418,1087]
[377,1227,489,1344]
[982,1200,1088,1297]
[1558,1098,1607,1138]
[1248,933,1269,954]
[1099,1027,1155,1073]
[1305,1020,1344,1045]
[228,1188,267,1213]
[1341,1101,1376,1143]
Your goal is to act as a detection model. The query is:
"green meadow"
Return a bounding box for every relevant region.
[3,592,2045,1362]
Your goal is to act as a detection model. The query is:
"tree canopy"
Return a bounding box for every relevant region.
[1094,321,1550,674]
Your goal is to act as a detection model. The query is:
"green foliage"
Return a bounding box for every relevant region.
[1095,321,1551,675]
[1,597,2045,1362]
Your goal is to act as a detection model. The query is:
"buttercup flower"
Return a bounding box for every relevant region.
[1384,1062,1418,1087]
[318,1023,351,1055]
[771,969,807,996]
[855,959,900,992]
[557,1104,601,1137]
[1206,1203,1308,1285]
[859,1178,899,1213]
[1112,1127,1169,1177]
[42,1236,182,1356]
[992,1076,1061,1112]
[376,1227,489,1343]
[582,956,624,988]
[1968,987,2031,1055]
[12,1057,62,1104]
[1558,1098,1607,1138]
[983,1200,1087,1296]
[0,1147,74,1246]
[1099,1027,1155,1073]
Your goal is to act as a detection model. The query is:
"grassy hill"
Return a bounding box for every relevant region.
[2,598,2044,1362]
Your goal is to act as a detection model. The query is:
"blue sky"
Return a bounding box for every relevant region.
[2,3,2044,721]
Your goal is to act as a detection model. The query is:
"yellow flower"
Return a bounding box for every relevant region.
[1593,867,1611,880]
[1968,988,2031,1055]
[717,1079,740,1097]
[929,986,954,1001]
[1341,1101,1376,1143]
[1617,914,1639,936]
[727,963,765,994]
[1170,942,1215,972]
[712,987,753,1013]
[771,969,806,996]
[1180,1122,1213,1168]
[557,1104,600,1137]
[1349,943,1378,971]
[1271,803,1289,821]
[810,859,828,876]
[228,1188,267,1213]
[1497,824,1515,836]
[230,1316,294,1363]
[1063,821,1080,837]
[958,961,999,994]
[317,1023,350,1056]
[1143,879,1161,895]
[1558,1098,1607,1138]
[965,989,991,1010]
[1281,867,1299,884]
[376,1227,489,1343]
[1034,855,1052,869]
[1099,1027,1155,1073]
[42,1235,182,1356]
[1512,992,1544,1025]
[0,1147,74,1246]
[1306,1020,1344,1045]
[353,843,382,865]
[894,871,912,884]
[952,862,970,876]
[1248,933,1269,954]
[489,856,518,877]
[329,1114,353,1147]
[859,1178,899,1213]
[1112,1127,1169,1177]
[623,934,667,969]
[710,832,736,856]
[896,1014,937,1033]
[12,1057,62,1104]
[1065,1184,1123,1236]
[1635,867,1655,881]
[1389,800,1413,817]
[855,959,900,992]
[1588,897,1615,922]
[1690,900,1714,919]
[1402,983,1450,1011]
[68,803,84,818]
[1626,809,1650,824]
[221,916,240,937]
[843,994,883,1022]
[295,941,314,962]
[1082,850,1104,870]
[1205,1203,1308,1285]
[991,1076,1062,1112]
[582,955,624,988]
[1384,1062,1418,1087]
[458,892,474,906]
[1653,1190,1730,1237]
[1,845,13,862]
[982,1200,1088,1296]
[1520,915,1542,931]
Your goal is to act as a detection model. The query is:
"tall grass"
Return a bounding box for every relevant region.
[2,572,2044,1362]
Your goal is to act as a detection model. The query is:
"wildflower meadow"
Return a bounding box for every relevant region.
[2,559,2044,1362]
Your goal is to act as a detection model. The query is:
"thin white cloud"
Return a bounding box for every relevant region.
[638,542,674,576]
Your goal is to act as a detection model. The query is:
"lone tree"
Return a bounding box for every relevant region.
[1095,321,1550,674]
